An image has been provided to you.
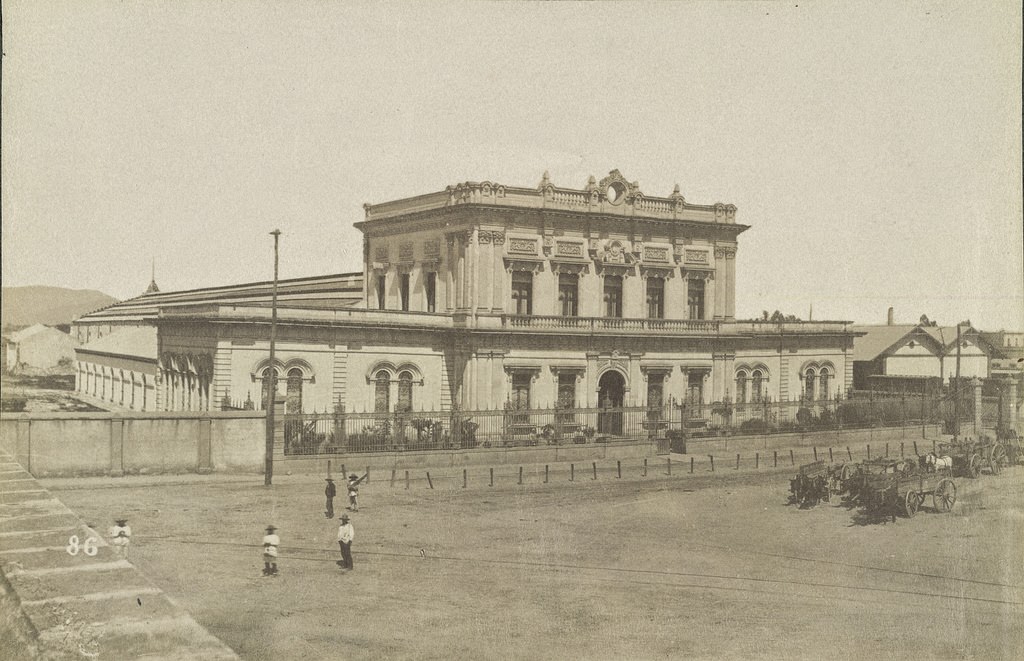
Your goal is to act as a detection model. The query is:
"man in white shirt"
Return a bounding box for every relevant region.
[263,525,280,576]
[336,514,354,571]
[108,518,131,560]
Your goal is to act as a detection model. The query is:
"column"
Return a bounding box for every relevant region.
[713,247,728,319]
[725,248,737,321]
[491,232,506,313]
[477,231,493,312]
[446,236,457,311]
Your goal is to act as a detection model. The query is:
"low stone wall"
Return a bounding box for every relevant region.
[275,439,657,475]
[683,423,959,454]
[0,411,265,477]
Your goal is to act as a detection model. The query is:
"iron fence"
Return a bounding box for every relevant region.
[279,391,975,456]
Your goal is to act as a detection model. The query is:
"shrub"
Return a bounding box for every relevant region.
[1,398,28,412]
[739,418,769,434]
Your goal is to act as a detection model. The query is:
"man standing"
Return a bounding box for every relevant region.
[108,518,131,560]
[336,514,354,571]
[262,525,280,577]
[324,478,337,518]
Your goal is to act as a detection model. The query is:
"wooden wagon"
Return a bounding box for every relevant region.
[838,457,918,505]
[861,466,957,520]
[933,437,1008,478]
[995,428,1023,466]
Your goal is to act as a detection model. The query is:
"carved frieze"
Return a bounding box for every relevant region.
[685,249,709,264]
[423,239,440,259]
[508,237,538,255]
[491,232,505,245]
[714,246,736,259]
[477,231,493,244]
[643,246,669,263]
[555,241,584,258]
[398,242,415,262]
[374,245,389,263]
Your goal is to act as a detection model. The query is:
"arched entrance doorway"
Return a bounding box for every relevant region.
[598,371,626,435]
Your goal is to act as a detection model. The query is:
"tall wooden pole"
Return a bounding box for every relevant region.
[265,230,281,486]
[953,324,961,441]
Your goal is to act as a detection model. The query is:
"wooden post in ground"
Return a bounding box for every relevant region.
[735,453,740,470]
[914,441,918,456]
[847,446,852,460]
[774,450,778,467]
[570,464,574,481]
[756,452,759,469]
[518,466,523,485]
[365,467,370,483]
[900,442,904,457]
[489,467,494,487]
[885,442,889,457]
[710,455,715,472]
[829,447,833,463]
[462,469,467,489]
[545,464,549,483]
[341,464,347,481]
[813,447,818,461]
[426,472,433,489]
[405,470,409,490]
[867,444,871,459]
[327,459,332,480]
[667,458,671,476]
[617,460,621,478]
[690,457,694,473]
[390,469,396,488]
[593,462,598,480]
[790,449,795,465]
[643,458,648,477]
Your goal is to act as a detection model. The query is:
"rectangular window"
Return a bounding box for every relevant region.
[646,277,665,319]
[558,273,578,317]
[425,272,436,313]
[376,275,386,310]
[603,275,623,318]
[511,271,533,315]
[687,278,705,320]
[400,273,410,311]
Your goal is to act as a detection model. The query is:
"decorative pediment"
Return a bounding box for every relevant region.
[598,169,642,205]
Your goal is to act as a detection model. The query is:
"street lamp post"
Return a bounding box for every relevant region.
[265,229,281,486]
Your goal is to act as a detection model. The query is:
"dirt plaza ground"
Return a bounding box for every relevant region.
[47,460,1024,660]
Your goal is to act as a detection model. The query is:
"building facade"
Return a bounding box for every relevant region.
[76,170,858,422]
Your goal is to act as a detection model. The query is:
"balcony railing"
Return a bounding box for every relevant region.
[499,315,721,333]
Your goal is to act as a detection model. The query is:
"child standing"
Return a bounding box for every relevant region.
[347,474,360,512]
[262,525,280,576]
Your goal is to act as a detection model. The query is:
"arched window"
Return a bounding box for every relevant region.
[751,370,764,403]
[286,368,304,414]
[374,371,391,413]
[735,370,748,404]
[819,369,830,401]
[804,368,816,402]
[397,371,413,413]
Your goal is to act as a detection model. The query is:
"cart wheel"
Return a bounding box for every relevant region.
[967,454,980,478]
[990,445,1007,475]
[903,490,919,518]
[933,479,957,512]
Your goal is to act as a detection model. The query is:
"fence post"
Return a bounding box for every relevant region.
[774,450,778,467]
[462,468,467,489]
[490,467,494,487]
[570,464,574,482]
[755,452,759,469]
[341,464,347,481]
[847,446,852,460]
[390,469,396,488]
[735,453,740,470]
[790,449,795,465]
[828,447,833,463]
[327,459,332,479]
[885,443,889,457]
[405,470,409,490]
[710,455,715,472]
[867,444,871,459]
[667,458,671,476]
[518,466,523,485]
[932,439,936,454]
[426,472,433,489]
[643,458,648,477]
[813,447,818,461]
[366,467,370,484]
[545,464,549,483]
[593,462,598,480]
[900,442,904,457]
[617,460,621,478]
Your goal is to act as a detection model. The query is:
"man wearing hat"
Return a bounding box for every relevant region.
[324,478,337,518]
[262,525,280,576]
[108,518,131,560]
[347,473,360,512]
[336,514,354,571]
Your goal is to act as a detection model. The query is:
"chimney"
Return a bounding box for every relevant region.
[887,307,894,326]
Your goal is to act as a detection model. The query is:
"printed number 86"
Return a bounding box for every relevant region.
[66,535,98,556]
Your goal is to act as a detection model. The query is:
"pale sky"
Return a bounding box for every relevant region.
[2,0,1022,330]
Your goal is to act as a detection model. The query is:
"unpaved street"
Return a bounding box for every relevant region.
[51,464,1024,660]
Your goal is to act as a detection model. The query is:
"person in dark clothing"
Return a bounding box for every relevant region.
[336,514,354,570]
[324,478,337,518]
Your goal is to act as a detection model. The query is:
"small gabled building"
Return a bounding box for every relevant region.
[4,324,79,373]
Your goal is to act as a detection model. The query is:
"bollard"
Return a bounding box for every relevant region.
[790,449,795,466]
[829,447,833,463]
[710,455,715,472]
[545,464,549,483]
[426,472,433,489]
[774,450,778,467]
[490,467,494,487]
[462,468,467,489]
[813,447,818,461]
[867,444,871,460]
[405,470,409,490]
[667,458,671,476]
[847,446,852,460]
[755,452,759,469]
[914,441,919,456]
[570,464,575,482]
[518,466,523,485]
[617,460,622,479]
[690,457,694,473]
[643,458,648,477]
[390,469,396,488]
[735,453,740,470]
[593,462,598,480]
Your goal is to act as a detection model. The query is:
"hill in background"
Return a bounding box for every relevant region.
[2,286,119,329]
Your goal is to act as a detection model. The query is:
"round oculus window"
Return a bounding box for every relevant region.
[606,181,627,204]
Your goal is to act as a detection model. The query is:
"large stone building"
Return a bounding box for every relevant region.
[75,170,858,422]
